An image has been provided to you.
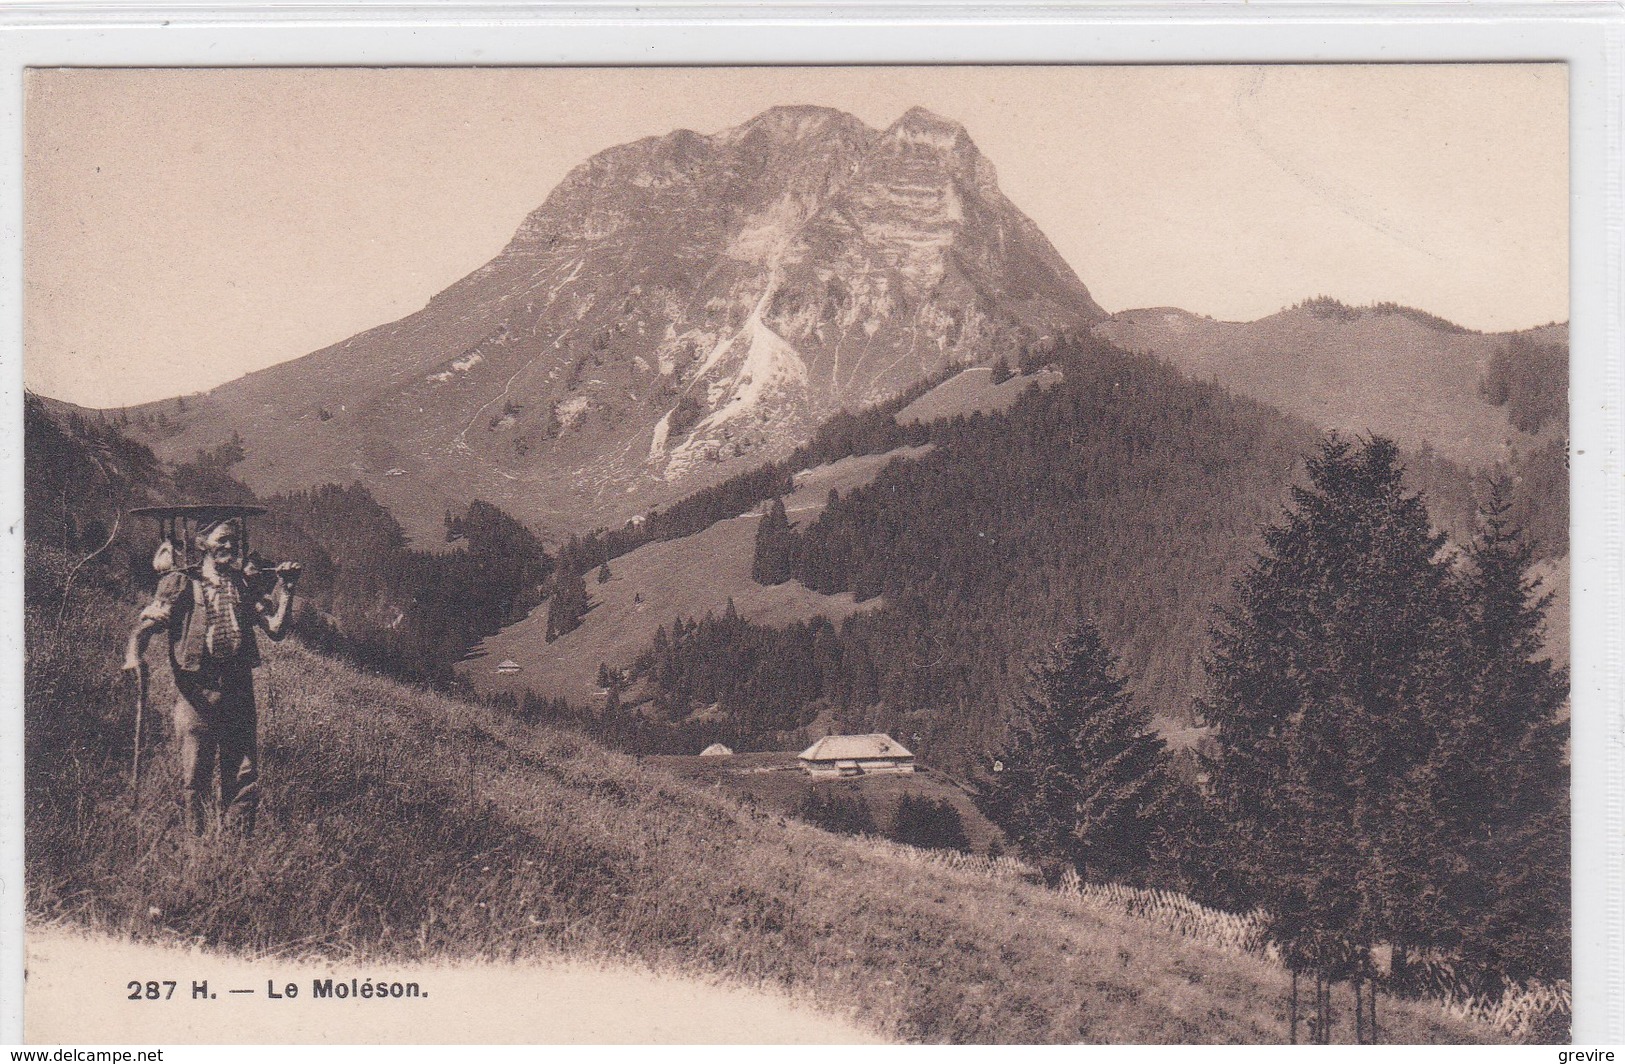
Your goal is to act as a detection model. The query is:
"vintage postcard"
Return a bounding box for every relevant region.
[20,64,1576,1044]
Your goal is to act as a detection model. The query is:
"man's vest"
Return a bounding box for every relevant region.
[162,570,262,673]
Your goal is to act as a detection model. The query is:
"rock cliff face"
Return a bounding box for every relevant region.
[137,105,1103,540]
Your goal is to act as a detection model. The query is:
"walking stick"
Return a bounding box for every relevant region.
[130,660,148,805]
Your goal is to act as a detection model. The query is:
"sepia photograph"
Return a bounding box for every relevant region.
[20,64,1572,1044]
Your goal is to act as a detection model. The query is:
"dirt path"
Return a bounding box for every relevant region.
[24,927,882,1044]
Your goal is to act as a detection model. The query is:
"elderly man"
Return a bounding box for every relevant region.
[123,517,296,837]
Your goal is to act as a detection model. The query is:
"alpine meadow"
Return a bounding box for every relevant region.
[23,72,1571,1044]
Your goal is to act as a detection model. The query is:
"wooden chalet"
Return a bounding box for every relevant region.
[798,733,915,777]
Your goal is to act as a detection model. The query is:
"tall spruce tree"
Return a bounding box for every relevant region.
[545,567,589,642]
[981,619,1171,880]
[752,497,794,585]
[1428,475,1569,989]
[1202,436,1459,993]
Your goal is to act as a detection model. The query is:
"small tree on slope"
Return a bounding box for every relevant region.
[545,567,589,642]
[751,497,794,585]
[982,619,1171,881]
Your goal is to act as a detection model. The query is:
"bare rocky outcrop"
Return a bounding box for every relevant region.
[132,105,1102,541]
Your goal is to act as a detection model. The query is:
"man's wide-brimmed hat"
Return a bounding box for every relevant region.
[129,504,267,571]
[129,504,267,525]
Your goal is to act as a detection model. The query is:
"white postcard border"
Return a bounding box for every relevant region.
[0,4,1617,1047]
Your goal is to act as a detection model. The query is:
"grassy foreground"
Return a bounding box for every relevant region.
[26,553,1495,1044]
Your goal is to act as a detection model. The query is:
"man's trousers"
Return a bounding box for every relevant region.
[172,662,259,836]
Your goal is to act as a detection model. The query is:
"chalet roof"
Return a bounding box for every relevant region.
[799,733,913,762]
[700,743,734,756]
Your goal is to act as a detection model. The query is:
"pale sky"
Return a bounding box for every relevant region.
[24,65,1568,409]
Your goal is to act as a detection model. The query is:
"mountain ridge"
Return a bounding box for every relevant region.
[1093,300,1567,472]
[122,105,1102,543]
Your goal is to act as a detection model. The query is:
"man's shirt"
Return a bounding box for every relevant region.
[140,568,266,672]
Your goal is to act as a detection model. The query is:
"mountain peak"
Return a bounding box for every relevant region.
[719,105,870,145]
[144,103,1104,539]
[879,106,993,189]
[887,106,968,142]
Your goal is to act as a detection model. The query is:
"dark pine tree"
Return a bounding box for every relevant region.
[890,794,971,852]
[795,786,877,837]
[1429,474,1569,992]
[990,355,1013,385]
[546,567,589,642]
[1202,434,1460,1036]
[751,497,795,585]
[981,619,1171,881]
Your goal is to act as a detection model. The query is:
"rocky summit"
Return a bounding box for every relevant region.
[137,105,1103,541]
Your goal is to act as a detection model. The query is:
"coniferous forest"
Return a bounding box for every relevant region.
[632,334,1551,774]
[635,335,1327,766]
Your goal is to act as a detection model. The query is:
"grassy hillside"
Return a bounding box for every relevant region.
[461,446,929,707]
[894,365,1061,424]
[484,343,1507,772]
[26,547,1498,1044]
[650,752,1006,855]
[1093,303,1565,471]
[464,366,1059,712]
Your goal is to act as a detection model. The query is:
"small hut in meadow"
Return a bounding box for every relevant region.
[798,734,914,777]
[495,660,522,675]
[699,743,734,757]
